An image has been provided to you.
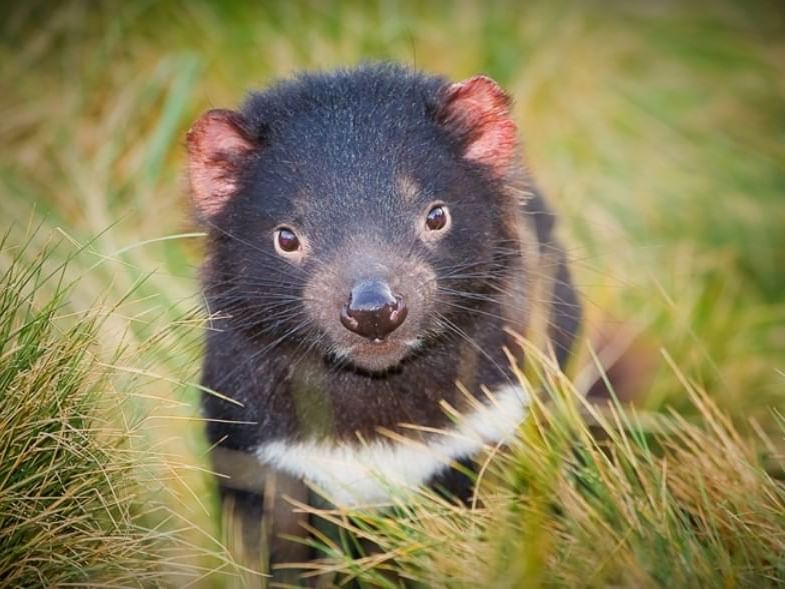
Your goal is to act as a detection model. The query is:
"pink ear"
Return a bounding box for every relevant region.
[438,75,518,175]
[186,109,256,218]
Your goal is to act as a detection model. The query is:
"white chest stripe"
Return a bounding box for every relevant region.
[255,384,529,506]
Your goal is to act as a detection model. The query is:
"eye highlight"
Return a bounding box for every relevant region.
[425,205,449,232]
[274,227,302,255]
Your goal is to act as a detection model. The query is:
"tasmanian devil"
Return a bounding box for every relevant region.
[186,63,581,581]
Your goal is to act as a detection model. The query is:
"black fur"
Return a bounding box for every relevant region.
[194,63,581,580]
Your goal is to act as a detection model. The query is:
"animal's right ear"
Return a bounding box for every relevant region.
[186,109,257,219]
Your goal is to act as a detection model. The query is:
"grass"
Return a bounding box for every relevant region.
[0,232,184,586]
[297,345,785,587]
[1,0,784,587]
[0,233,242,587]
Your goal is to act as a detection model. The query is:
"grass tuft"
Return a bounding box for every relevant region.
[0,233,171,586]
[0,233,240,587]
[301,344,785,588]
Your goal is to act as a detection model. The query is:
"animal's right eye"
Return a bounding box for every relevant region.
[274,227,301,255]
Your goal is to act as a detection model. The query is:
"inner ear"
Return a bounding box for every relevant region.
[436,75,518,175]
[186,109,257,219]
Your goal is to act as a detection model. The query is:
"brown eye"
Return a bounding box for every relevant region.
[425,205,449,231]
[275,227,301,254]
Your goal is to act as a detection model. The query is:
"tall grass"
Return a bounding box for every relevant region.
[1,1,784,587]
[299,345,785,587]
[0,233,173,586]
[0,232,245,587]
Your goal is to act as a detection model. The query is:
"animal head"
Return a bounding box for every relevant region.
[188,64,528,373]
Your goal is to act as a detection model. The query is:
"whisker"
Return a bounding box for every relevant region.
[433,311,513,384]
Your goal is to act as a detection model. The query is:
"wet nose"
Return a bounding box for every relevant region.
[340,280,408,341]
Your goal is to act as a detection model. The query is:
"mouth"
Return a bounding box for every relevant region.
[331,337,421,373]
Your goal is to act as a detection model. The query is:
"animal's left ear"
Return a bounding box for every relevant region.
[436,75,518,176]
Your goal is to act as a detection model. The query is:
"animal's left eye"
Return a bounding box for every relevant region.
[425,205,449,231]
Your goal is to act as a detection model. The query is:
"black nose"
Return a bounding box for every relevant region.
[340,280,408,341]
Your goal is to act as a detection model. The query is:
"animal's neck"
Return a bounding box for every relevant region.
[281,312,517,443]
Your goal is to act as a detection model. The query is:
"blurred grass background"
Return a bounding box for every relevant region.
[1,0,784,586]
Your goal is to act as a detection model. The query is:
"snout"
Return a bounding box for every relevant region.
[303,248,436,371]
[340,280,408,341]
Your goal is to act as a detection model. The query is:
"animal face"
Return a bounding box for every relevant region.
[189,65,523,373]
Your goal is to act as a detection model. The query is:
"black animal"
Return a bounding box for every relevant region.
[186,63,581,585]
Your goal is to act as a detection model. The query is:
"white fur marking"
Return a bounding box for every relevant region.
[255,384,528,506]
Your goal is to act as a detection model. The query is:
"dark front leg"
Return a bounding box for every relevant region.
[213,448,312,587]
